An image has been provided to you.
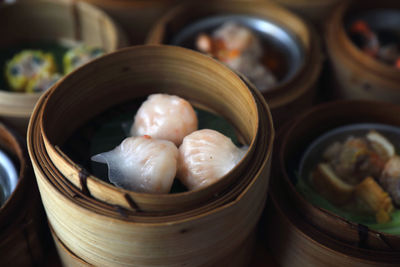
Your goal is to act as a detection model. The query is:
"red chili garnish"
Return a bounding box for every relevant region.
[350,20,371,36]
[395,57,400,69]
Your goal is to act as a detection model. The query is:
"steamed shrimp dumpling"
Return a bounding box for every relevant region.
[130,94,198,146]
[91,136,178,194]
[177,129,247,190]
[196,22,277,92]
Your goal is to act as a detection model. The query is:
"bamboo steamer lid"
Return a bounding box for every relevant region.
[0,121,47,266]
[79,0,178,44]
[27,45,274,266]
[325,0,400,102]
[146,0,322,128]
[265,100,400,266]
[0,0,127,135]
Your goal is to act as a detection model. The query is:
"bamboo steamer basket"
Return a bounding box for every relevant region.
[51,225,90,267]
[325,0,400,102]
[146,0,322,128]
[271,0,344,26]
[0,0,126,135]
[50,223,257,267]
[27,45,274,266]
[266,100,400,267]
[0,121,47,266]
[80,0,179,44]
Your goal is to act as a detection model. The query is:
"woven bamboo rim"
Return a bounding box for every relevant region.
[81,0,178,44]
[272,0,344,24]
[269,100,400,262]
[274,0,341,8]
[39,45,265,213]
[146,0,322,127]
[325,0,400,102]
[83,0,175,7]
[27,45,274,266]
[0,0,126,133]
[0,121,46,265]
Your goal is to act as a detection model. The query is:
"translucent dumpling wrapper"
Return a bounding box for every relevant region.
[228,55,277,92]
[196,22,277,92]
[91,135,179,194]
[212,22,263,60]
[177,129,247,190]
[130,94,198,146]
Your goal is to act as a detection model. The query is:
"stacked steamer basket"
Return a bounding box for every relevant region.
[0,121,47,265]
[146,0,322,128]
[326,0,400,102]
[0,0,126,134]
[27,45,274,266]
[266,100,400,267]
[79,0,178,44]
[272,0,345,26]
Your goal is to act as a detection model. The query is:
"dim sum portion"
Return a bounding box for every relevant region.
[92,95,247,193]
[63,46,104,74]
[177,129,247,190]
[380,156,400,206]
[130,94,198,146]
[5,50,59,92]
[310,130,399,223]
[348,19,400,69]
[91,135,179,194]
[3,45,104,93]
[26,71,62,93]
[195,22,277,92]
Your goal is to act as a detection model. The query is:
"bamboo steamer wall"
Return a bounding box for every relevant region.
[0,0,126,135]
[27,45,274,266]
[146,0,322,128]
[266,101,400,267]
[50,216,257,267]
[271,0,345,26]
[51,226,91,267]
[80,0,179,44]
[0,121,47,266]
[325,0,400,102]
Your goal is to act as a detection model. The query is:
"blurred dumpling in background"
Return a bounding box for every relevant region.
[91,135,179,194]
[196,22,277,92]
[63,45,103,74]
[380,156,400,206]
[177,129,247,190]
[5,50,58,92]
[130,94,198,146]
[26,72,62,93]
[311,130,398,223]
